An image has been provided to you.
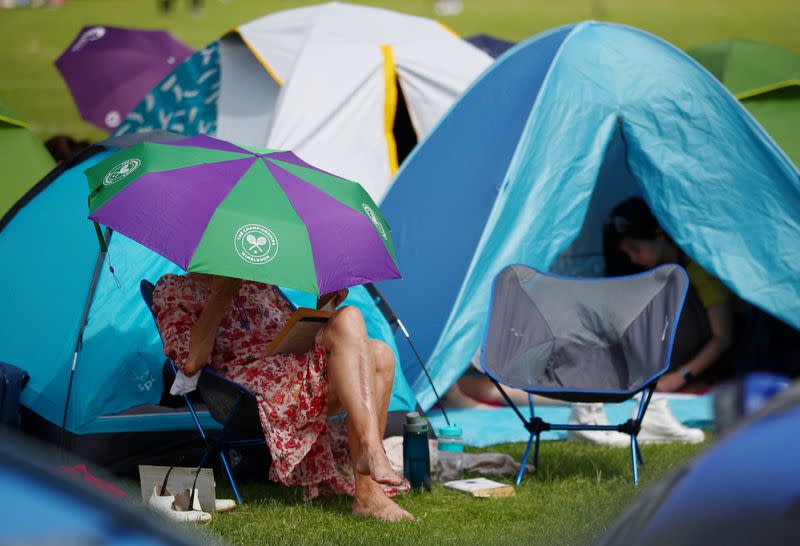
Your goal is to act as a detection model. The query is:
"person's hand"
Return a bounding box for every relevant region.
[317,288,349,311]
[170,370,200,395]
[185,275,242,375]
[185,324,216,375]
[656,372,685,392]
[210,275,242,298]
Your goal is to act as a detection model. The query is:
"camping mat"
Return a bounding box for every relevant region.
[428,394,713,448]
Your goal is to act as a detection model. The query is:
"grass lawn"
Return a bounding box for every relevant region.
[0,0,774,542]
[1,0,798,142]
[180,439,710,545]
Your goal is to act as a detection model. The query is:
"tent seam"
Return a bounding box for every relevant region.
[608,21,798,175]
[234,29,285,86]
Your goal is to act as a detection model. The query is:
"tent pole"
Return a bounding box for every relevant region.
[364,283,450,426]
[60,228,113,454]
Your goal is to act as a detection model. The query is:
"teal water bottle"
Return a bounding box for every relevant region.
[403,412,431,491]
[436,425,464,481]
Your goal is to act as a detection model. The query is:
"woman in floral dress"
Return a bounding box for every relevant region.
[152,272,412,521]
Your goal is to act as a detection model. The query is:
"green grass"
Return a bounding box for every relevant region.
[181,440,708,545]
[1,0,798,142]
[0,2,771,540]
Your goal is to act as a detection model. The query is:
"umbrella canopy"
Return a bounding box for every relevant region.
[689,39,800,168]
[56,25,193,132]
[0,98,55,221]
[85,134,400,295]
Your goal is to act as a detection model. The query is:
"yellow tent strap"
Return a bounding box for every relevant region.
[437,21,461,38]
[381,45,399,177]
[234,29,285,86]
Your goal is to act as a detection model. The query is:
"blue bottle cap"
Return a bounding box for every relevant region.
[437,425,462,437]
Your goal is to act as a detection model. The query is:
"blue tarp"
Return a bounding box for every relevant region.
[0,143,415,435]
[429,395,714,447]
[378,21,800,411]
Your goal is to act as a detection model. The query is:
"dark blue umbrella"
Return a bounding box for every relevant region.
[465,34,515,58]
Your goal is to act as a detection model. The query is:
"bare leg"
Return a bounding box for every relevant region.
[458,375,561,406]
[323,307,401,486]
[442,380,494,409]
[350,340,413,521]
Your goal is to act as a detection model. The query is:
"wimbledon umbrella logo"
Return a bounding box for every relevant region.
[72,26,106,52]
[103,158,142,185]
[362,204,387,240]
[234,224,279,265]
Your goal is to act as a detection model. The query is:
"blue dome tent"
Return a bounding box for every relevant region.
[0,133,416,470]
[377,21,800,410]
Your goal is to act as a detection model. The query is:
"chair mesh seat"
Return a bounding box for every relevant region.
[483,264,688,402]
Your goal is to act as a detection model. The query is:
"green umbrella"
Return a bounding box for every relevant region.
[689,39,800,169]
[85,134,401,296]
[0,98,56,221]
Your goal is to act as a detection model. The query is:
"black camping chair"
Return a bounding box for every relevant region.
[482,264,689,486]
[140,280,267,505]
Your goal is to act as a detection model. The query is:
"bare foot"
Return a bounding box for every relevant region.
[355,447,404,486]
[352,492,414,522]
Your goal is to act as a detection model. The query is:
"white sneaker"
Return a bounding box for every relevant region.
[215,498,237,512]
[167,487,236,513]
[148,485,212,524]
[637,397,705,444]
[567,403,630,447]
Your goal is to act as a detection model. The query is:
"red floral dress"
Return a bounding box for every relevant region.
[152,274,406,500]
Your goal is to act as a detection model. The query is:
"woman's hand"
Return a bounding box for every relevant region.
[656,371,685,392]
[317,288,349,311]
[185,275,242,375]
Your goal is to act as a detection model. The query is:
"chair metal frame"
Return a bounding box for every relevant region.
[140,280,267,505]
[491,381,655,487]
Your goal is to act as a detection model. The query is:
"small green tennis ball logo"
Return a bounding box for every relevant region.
[362,204,387,240]
[234,224,279,265]
[103,158,141,185]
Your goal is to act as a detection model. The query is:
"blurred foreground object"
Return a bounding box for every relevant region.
[713,371,790,435]
[0,430,205,545]
[596,379,800,546]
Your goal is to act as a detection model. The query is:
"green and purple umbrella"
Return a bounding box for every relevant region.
[85,134,400,295]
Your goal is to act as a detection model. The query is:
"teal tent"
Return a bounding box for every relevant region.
[0,134,415,468]
[377,21,800,410]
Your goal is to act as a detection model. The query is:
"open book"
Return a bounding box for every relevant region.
[443,477,515,498]
[266,308,332,356]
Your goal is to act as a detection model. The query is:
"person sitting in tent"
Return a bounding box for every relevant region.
[567,196,729,446]
[152,272,413,522]
[605,197,734,391]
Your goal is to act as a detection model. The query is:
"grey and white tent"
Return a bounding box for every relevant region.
[116,2,492,202]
